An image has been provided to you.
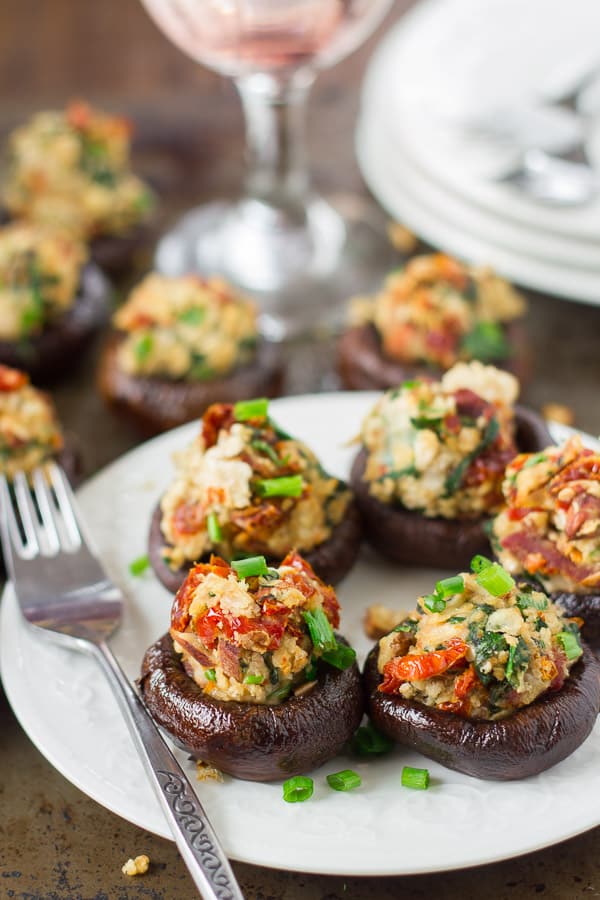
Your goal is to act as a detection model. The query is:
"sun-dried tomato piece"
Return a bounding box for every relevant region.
[379,638,469,694]
[0,365,28,392]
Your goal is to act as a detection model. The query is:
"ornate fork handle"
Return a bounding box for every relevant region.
[89,639,244,900]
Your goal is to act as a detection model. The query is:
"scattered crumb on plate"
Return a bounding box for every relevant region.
[122,855,150,876]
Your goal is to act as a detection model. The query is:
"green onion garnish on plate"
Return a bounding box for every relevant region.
[401,766,430,790]
[352,723,394,756]
[326,769,362,792]
[283,775,314,803]
[204,668,216,682]
[129,554,149,576]
[243,673,265,685]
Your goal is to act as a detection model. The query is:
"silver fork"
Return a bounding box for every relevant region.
[0,463,244,900]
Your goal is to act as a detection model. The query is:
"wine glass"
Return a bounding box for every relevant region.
[140,0,395,336]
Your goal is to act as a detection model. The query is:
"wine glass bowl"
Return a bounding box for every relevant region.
[140,0,395,336]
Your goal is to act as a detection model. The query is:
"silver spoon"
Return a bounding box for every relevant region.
[497,148,599,207]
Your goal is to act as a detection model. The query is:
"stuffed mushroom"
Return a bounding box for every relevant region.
[3,100,154,272]
[351,361,551,568]
[149,398,361,591]
[0,222,109,380]
[492,437,600,651]
[140,551,364,781]
[337,253,528,390]
[0,362,80,481]
[98,273,283,435]
[364,558,600,779]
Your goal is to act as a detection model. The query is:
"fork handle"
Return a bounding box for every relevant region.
[90,640,245,900]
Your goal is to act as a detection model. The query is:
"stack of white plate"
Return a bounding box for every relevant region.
[356,0,600,304]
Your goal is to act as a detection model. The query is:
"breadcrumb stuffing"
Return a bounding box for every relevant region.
[122,855,150,876]
[364,604,408,640]
[196,760,224,783]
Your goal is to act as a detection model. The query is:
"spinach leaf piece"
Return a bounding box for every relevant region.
[468,621,508,686]
[444,417,500,496]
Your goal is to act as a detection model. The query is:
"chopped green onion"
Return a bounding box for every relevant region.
[351,723,394,756]
[471,555,493,573]
[134,334,153,362]
[444,417,500,495]
[321,643,357,671]
[448,615,466,624]
[243,673,265,685]
[435,575,465,598]
[504,643,517,684]
[129,554,149,576]
[268,682,292,703]
[255,475,304,498]
[204,668,216,682]
[188,354,214,381]
[250,439,282,466]
[326,769,362,792]
[410,414,444,430]
[476,563,515,597]
[303,608,336,653]
[283,775,313,803]
[423,594,446,613]
[178,307,206,325]
[523,452,549,469]
[401,379,421,391]
[232,555,269,579]
[461,321,509,362]
[401,766,430,790]
[516,593,548,612]
[234,398,269,421]
[556,631,583,660]
[394,621,416,633]
[206,511,222,543]
[304,658,318,681]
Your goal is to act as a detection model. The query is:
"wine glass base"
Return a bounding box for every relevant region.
[155,194,397,339]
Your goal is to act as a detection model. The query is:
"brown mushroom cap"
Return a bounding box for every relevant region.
[549,592,600,654]
[90,222,152,275]
[98,332,285,436]
[336,322,531,391]
[0,263,110,383]
[140,632,365,781]
[350,405,552,569]
[364,640,600,780]
[148,497,363,593]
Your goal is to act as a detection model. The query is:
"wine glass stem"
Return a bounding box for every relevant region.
[235,70,316,216]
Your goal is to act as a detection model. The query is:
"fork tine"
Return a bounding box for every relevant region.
[0,474,27,561]
[12,472,40,553]
[31,468,61,555]
[47,462,83,549]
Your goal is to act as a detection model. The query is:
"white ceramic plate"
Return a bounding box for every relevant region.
[361,0,600,242]
[2,393,600,876]
[356,113,600,305]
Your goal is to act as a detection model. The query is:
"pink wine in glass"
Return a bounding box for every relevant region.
[142,0,390,76]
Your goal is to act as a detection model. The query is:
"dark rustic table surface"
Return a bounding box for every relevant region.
[1,2,600,899]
